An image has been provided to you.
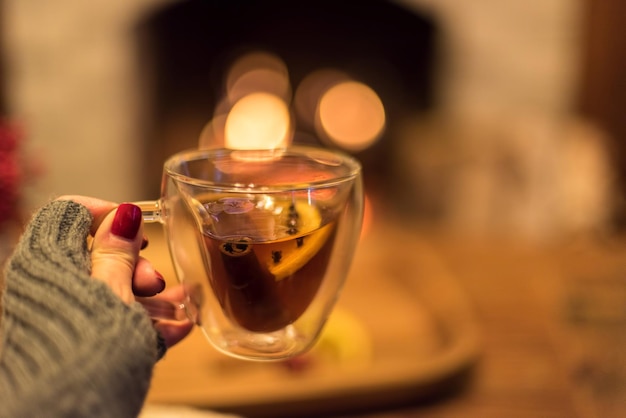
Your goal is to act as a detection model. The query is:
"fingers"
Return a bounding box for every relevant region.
[58,196,162,301]
[132,257,166,297]
[155,320,194,348]
[145,285,195,348]
[57,195,194,348]
[90,203,144,304]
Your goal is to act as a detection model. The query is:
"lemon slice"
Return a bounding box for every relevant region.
[310,308,373,368]
[268,202,334,281]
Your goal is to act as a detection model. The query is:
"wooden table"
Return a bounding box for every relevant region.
[361,230,626,418]
[144,223,626,418]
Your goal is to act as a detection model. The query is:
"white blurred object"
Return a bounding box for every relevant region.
[395,112,616,241]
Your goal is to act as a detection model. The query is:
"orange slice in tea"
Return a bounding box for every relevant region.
[268,202,334,281]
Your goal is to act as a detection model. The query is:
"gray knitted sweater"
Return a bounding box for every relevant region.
[0,200,163,417]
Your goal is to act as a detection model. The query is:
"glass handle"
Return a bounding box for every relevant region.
[134,200,161,223]
[136,296,200,324]
[136,297,188,321]
[133,199,199,324]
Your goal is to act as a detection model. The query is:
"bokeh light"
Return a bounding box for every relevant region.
[317,81,385,152]
[224,92,292,150]
[293,69,350,130]
[225,51,291,104]
[198,112,227,149]
[199,50,385,155]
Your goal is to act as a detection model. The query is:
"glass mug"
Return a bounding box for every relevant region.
[136,146,363,361]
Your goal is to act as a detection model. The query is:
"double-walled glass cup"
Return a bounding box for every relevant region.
[137,146,363,361]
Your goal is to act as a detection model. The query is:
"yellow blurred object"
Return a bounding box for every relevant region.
[308,307,373,368]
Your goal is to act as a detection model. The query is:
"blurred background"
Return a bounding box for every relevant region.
[2,0,623,241]
[2,1,626,417]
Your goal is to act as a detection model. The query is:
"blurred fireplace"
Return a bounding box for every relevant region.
[134,0,437,198]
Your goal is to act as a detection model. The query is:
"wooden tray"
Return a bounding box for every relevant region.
[143,220,481,417]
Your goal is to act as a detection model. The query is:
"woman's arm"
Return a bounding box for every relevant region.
[0,200,162,417]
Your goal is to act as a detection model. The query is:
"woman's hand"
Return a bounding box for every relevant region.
[57,195,194,348]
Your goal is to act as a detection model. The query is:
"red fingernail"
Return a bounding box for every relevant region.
[141,236,149,250]
[155,271,166,294]
[111,203,142,240]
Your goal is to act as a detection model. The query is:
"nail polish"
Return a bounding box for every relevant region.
[155,271,166,294]
[111,203,142,240]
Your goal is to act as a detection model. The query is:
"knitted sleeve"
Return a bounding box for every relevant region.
[0,200,162,418]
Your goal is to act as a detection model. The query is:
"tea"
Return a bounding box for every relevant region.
[203,222,337,332]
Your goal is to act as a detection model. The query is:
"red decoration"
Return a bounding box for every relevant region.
[0,119,39,228]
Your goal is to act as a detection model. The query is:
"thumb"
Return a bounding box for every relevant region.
[90,203,144,304]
